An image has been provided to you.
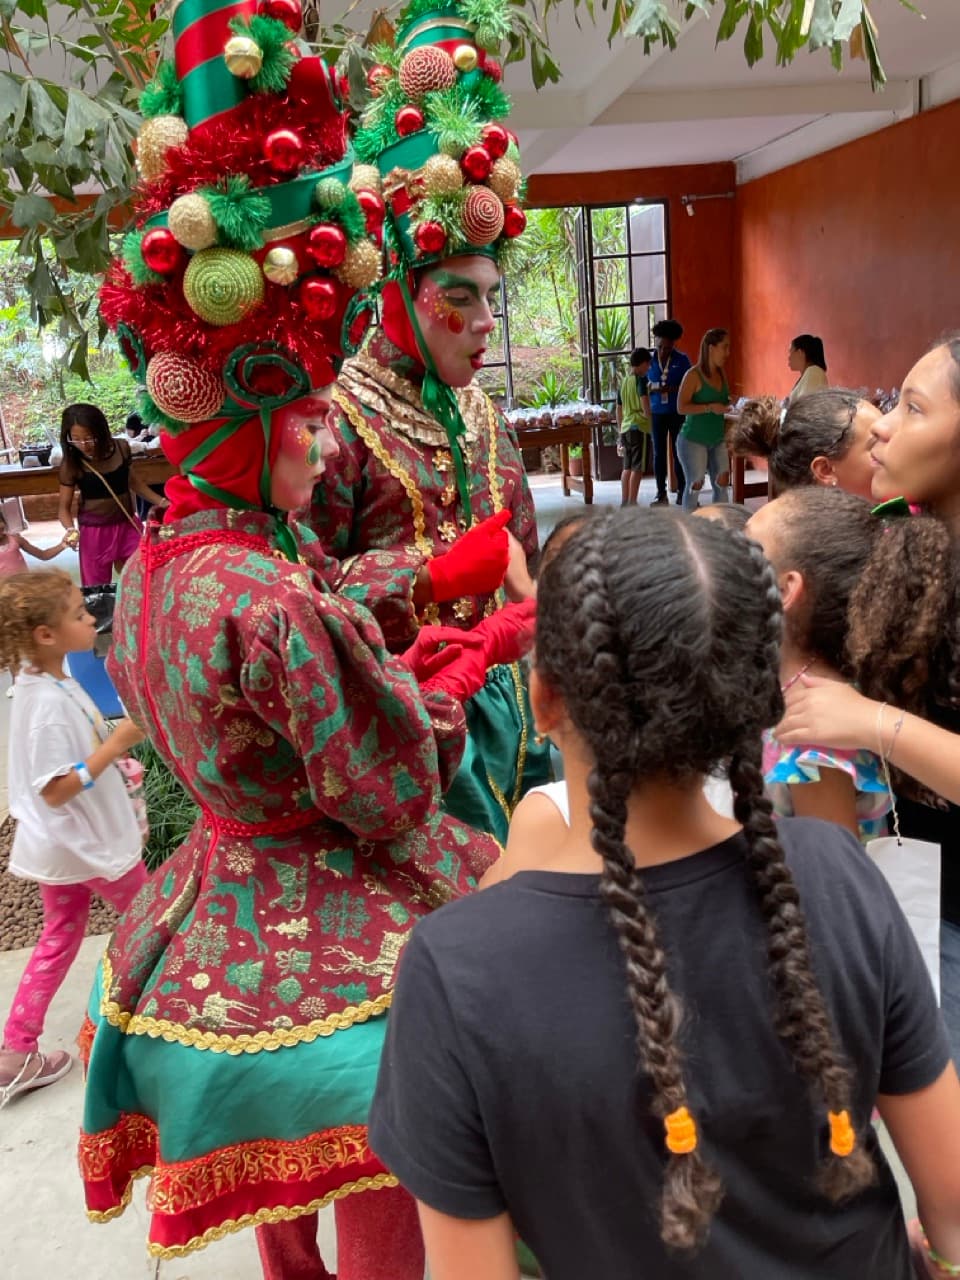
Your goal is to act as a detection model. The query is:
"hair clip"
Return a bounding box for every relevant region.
[827,1109,855,1157]
[664,1106,697,1155]
[870,497,912,518]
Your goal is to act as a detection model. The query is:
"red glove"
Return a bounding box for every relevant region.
[471,598,537,667]
[401,625,484,684]
[422,643,489,703]
[427,510,511,603]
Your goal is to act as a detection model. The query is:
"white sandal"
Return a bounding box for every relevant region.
[0,1051,72,1108]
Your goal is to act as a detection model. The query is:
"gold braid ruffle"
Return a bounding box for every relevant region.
[99,952,391,1053]
[339,348,489,448]
[81,1111,396,1258]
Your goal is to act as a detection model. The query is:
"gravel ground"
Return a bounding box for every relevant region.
[0,818,117,952]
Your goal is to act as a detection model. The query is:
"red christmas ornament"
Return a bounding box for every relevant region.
[502,203,527,239]
[415,221,447,256]
[481,123,510,160]
[367,64,392,95]
[257,0,301,30]
[263,128,305,174]
[462,187,504,245]
[306,223,348,268]
[288,55,334,109]
[355,188,385,231]
[300,277,339,320]
[141,227,183,275]
[395,105,425,137]
[484,58,503,83]
[461,145,493,183]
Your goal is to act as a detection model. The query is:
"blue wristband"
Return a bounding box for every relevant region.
[74,762,94,790]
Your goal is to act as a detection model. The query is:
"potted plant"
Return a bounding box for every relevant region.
[568,443,583,477]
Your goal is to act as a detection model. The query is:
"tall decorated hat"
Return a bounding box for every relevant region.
[352,0,526,275]
[100,0,383,522]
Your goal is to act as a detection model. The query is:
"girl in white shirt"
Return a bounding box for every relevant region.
[786,334,829,404]
[0,569,146,1105]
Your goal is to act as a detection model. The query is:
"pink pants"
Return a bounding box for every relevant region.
[78,515,142,587]
[255,1185,425,1280]
[2,862,148,1054]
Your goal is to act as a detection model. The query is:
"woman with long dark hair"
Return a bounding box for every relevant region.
[369,507,960,1280]
[57,403,165,586]
[787,334,829,404]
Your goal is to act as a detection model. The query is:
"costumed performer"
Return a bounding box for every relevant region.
[76,6,504,1277]
[299,0,551,844]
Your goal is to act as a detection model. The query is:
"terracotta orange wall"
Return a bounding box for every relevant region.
[736,98,960,399]
[527,163,738,386]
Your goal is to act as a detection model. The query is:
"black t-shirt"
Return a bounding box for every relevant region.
[370,819,948,1279]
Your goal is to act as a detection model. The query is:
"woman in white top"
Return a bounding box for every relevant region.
[787,334,829,404]
[0,569,146,1105]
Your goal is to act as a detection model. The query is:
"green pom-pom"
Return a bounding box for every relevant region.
[315,178,348,210]
[139,389,187,436]
[229,14,296,94]
[468,72,511,120]
[461,0,511,50]
[122,230,164,287]
[496,233,522,276]
[425,87,482,154]
[201,175,271,252]
[139,61,183,119]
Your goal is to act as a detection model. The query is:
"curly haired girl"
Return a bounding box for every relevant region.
[369,507,959,1280]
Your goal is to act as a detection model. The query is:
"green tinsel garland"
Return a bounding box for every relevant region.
[355,74,408,163]
[139,61,184,120]
[461,0,511,50]
[229,14,296,94]
[315,187,368,244]
[496,233,522,276]
[412,190,468,250]
[139,389,187,435]
[202,175,272,251]
[425,87,482,154]
[122,230,164,287]
[466,72,511,121]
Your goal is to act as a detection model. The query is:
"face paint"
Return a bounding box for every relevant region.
[414,255,501,389]
[270,389,338,512]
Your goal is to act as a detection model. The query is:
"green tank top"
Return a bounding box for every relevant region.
[681,374,729,446]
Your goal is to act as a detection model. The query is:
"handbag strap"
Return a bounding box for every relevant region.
[79,450,142,533]
[876,702,907,845]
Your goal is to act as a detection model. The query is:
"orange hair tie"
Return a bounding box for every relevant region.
[664,1106,698,1156]
[828,1110,856,1157]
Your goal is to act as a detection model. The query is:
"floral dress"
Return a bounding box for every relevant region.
[299,329,551,843]
[763,731,892,843]
[78,508,497,1259]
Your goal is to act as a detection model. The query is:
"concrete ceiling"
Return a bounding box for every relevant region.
[503,0,960,181]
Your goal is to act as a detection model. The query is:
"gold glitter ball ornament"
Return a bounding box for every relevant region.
[136,115,189,182]
[422,154,464,197]
[183,248,265,326]
[168,194,218,251]
[453,44,478,72]
[349,165,382,195]
[262,245,299,286]
[336,239,382,289]
[224,35,263,78]
[487,157,521,202]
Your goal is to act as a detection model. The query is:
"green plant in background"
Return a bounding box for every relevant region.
[133,740,200,873]
[596,308,630,354]
[522,368,581,408]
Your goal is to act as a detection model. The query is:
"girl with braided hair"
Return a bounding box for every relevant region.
[368,507,960,1279]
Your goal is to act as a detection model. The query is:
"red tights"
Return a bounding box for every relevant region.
[255,1185,424,1280]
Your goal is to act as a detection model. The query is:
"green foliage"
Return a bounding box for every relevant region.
[596,307,630,354]
[521,367,581,407]
[132,740,200,872]
[204,176,271,252]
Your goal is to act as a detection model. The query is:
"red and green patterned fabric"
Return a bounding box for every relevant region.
[78,507,497,1258]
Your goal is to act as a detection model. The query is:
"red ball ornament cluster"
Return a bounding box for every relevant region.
[141,227,184,275]
[502,204,526,239]
[264,128,305,174]
[300,277,339,320]
[484,59,502,83]
[395,105,425,137]
[257,0,301,30]
[481,124,509,160]
[461,145,492,183]
[307,223,348,268]
[415,221,447,256]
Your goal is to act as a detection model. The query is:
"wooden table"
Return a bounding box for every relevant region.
[0,455,174,500]
[725,414,771,504]
[513,423,594,504]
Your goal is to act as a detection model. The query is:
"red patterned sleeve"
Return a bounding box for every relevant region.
[239,579,448,840]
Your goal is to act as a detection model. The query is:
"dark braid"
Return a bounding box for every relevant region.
[535,510,876,1253]
[728,537,876,1200]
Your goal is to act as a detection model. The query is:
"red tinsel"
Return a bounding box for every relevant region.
[139,92,347,220]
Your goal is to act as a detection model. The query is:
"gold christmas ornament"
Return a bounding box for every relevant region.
[262,245,299,285]
[422,154,463,197]
[349,164,382,195]
[168,193,218,251]
[224,35,264,78]
[453,44,478,72]
[183,248,265,325]
[336,239,381,289]
[487,157,521,202]
[136,115,189,182]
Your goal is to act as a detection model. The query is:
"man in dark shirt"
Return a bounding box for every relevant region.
[648,318,691,506]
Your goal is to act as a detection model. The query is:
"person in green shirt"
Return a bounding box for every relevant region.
[678,328,733,511]
[616,347,652,506]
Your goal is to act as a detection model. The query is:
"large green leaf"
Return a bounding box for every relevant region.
[11,192,55,229]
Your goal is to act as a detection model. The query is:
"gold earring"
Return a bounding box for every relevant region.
[534,733,547,746]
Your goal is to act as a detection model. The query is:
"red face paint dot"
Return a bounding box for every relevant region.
[447,312,465,334]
